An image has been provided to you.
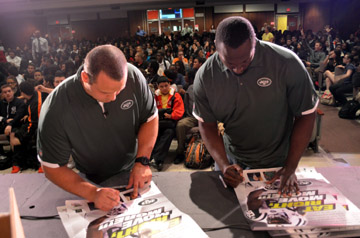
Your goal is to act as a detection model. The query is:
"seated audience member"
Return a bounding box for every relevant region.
[6,49,22,71]
[147,60,159,86]
[6,76,21,97]
[35,70,64,94]
[324,49,343,72]
[42,57,58,77]
[0,84,26,156]
[8,66,25,86]
[174,69,198,164]
[192,57,206,70]
[296,43,308,62]
[10,81,44,173]
[156,50,171,76]
[164,68,184,91]
[134,52,149,71]
[175,60,186,76]
[283,39,295,52]
[53,70,66,87]
[262,26,274,42]
[152,76,184,171]
[33,69,44,85]
[23,63,35,81]
[326,53,356,106]
[172,50,188,65]
[302,30,326,83]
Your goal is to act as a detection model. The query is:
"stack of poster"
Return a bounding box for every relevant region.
[57,181,208,238]
[234,167,360,238]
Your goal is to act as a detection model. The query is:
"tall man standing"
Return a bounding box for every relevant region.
[193,17,318,195]
[31,30,48,67]
[37,45,158,211]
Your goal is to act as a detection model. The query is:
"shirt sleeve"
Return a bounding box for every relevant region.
[285,56,319,116]
[37,95,72,168]
[192,67,217,123]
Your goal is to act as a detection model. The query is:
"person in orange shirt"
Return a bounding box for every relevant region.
[172,50,188,65]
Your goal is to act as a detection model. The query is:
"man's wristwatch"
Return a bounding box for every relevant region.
[135,156,150,166]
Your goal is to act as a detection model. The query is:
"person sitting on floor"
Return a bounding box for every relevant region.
[151,76,184,171]
[10,81,44,173]
[174,68,198,164]
[0,84,26,158]
[325,53,356,106]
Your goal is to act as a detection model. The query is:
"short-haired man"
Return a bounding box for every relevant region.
[32,30,49,67]
[24,63,35,81]
[193,17,318,195]
[0,84,26,136]
[37,45,158,211]
[0,84,26,159]
[134,52,149,71]
[301,30,326,84]
[53,70,66,87]
[33,70,43,85]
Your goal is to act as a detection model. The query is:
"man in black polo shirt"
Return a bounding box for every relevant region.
[37,45,158,211]
[193,17,318,196]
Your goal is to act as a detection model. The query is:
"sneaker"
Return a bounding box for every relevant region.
[38,166,44,173]
[156,162,164,172]
[174,154,185,164]
[11,166,20,174]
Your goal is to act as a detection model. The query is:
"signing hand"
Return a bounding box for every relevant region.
[222,164,244,188]
[127,163,152,199]
[94,187,120,211]
[267,167,299,197]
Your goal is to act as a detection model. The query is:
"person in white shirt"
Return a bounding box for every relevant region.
[31,30,48,66]
[6,49,22,70]
[156,51,171,76]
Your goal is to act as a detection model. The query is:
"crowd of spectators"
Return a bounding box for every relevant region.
[0,22,359,172]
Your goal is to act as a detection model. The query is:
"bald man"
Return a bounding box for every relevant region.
[37,45,158,211]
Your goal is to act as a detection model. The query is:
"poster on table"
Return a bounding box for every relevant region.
[57,181,208,238]
[234,167,360,236]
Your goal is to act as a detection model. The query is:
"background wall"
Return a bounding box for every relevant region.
[0,16,47,48]
[1,0,360,49]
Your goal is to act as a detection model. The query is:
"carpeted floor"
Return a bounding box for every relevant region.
[318,103,360,154]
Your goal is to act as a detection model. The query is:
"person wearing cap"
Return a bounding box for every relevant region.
[152,76,184,171]
[193,16,318,195]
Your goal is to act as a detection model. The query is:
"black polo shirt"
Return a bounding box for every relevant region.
[193,40,318,168]
[37,64,157,183]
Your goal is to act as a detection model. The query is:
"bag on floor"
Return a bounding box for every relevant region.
[320,90,335,106]
[185,134,213,169]
[0,156,11,170]
[338,100,360,119]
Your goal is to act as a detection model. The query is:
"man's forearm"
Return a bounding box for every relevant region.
[43,165,98,202]
[285,112,316,171]
[136,115,158,158]
[199,121,228,171]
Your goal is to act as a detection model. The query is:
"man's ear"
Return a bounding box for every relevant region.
[81,71,90,84]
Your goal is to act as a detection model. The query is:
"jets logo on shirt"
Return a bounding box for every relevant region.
[257,77,272,87]
[121,100,134,110]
